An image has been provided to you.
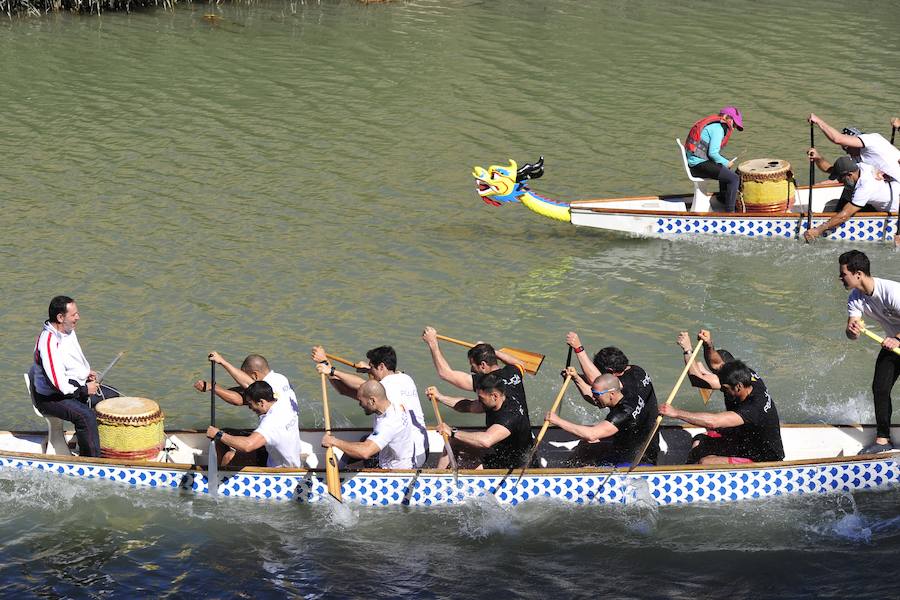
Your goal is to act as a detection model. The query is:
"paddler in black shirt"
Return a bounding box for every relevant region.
[546,371,659,466]
[422,326,529,414]
[659,359,785,464]
[429,373,533,469]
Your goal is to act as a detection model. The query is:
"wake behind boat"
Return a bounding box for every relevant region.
[473,153,898,242]
[1,423,897,506]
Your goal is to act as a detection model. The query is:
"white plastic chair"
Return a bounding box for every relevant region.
[24,368,73,456]
[676,137,716,213]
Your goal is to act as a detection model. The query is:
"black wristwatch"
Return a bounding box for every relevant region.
[450,427,458,439]
[214,430,224,442]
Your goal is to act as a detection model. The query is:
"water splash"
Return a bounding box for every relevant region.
[621,477,659,536]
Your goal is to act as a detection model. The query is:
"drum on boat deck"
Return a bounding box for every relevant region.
[737,158,796,213]
[95,397,165,461]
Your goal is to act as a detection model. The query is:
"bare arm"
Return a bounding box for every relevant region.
[422,327,475,391]
[846,316,863,340]
[659,405,744,429]
[426,386,485,413]
[805,202,862,242]
[209,352,253,389]
[450,423,510,450]
[322,435,381,461]
[194,380,245,407]
[810,113,864,149]
[566,331,601,385]
[208,428,267,454]
[546,412,618,443]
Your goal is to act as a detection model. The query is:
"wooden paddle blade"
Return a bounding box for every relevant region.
[500,346,545,375]
[699,388,713,405]
[325,448,342,502]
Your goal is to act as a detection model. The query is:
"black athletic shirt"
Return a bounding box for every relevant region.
[482,394,533,469]
[606,365,659,465]
[472,364,529,415]
[719,374,784,462]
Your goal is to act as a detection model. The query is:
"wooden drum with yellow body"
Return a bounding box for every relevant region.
[737,158,796,213]
[95,397,165,461]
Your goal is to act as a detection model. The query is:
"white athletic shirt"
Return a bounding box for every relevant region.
[859,133,900,183]
[379,372,427,466]
[367,402,418,469]
[254,395,303,467]
[850,163,900,212]
[848,277,900,339]
[263,370,299,415]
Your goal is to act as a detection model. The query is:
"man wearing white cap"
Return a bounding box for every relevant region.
[684,106,745,212]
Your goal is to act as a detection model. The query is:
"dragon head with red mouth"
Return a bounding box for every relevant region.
[472,156,545,206]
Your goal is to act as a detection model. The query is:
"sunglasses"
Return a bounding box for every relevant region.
[591,388,616,398]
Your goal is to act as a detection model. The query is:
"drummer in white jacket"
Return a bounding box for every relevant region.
[32,296,109,457]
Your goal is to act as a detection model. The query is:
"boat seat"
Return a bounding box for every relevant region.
[24,369,73,456]
[676,137,718,213]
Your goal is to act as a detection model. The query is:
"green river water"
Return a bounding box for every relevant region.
[1,1,899,597]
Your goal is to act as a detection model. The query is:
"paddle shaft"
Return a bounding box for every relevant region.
[321,373,342,501]
[892,126,896,146]
[560,346,573,417]
[627,339,705,475]
[97,351,124,384]
[511,375,572,486]
[208,360,218,496]
[861,327,900,357]
[807,123,814,233]
[434,334,544,375]
[325,353,356,368]
[428,393,458,473]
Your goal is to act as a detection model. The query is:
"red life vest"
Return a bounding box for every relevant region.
[685,115,733,159]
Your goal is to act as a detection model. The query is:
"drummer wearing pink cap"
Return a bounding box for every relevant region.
[684,106,745,212]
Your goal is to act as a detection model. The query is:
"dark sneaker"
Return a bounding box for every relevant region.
[857,441,894,455]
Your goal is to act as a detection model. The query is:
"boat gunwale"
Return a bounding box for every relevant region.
[0,424,895,476]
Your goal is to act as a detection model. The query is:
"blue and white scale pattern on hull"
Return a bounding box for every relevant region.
[655,216,896,241]
[1,455,897,505]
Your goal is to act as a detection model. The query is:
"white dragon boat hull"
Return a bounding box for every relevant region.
[473,157,899,243]
[1,425,897,506]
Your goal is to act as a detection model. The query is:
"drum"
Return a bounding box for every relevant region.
[737,158,796,213]
[95,397,165,461]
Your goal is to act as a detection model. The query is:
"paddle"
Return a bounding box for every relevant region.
[597,339,705,492]
[325,352,371,373]
[860,323,900,357]
[891,125,896,146]
[321,373,342,502]
[500,374,572,492]
[560,346,573,418]
[807,122,814,237]
[427,390,458,482]
[435,334,545,375]
[208,359,218,497]
[97,351,124,384]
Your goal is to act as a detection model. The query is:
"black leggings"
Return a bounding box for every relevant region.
[689,160,740,211]
[872,348,900,438]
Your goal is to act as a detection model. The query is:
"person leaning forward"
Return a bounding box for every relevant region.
[546,370,659,466]
[427,372,533,470]
[194,352,298,413]
[803,155,900,243]
[32,295,120,457]
[684,106,744,212]
[422,326,530,415]
[311,344,428,464]
[838,249,900,454]
[320,379,421,469]
[659,359,784,465]
[207,381,305,468]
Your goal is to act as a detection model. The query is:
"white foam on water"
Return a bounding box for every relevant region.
[453,493,519,539]
[621,477,659,536]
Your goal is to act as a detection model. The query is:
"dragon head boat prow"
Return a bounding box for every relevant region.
[471,156,570,222]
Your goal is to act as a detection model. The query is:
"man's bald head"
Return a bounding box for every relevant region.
[241,354,270,375]
[358,379,387,401]
[592,373,622,392]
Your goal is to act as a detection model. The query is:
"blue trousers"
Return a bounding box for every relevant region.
[34,397,101,457]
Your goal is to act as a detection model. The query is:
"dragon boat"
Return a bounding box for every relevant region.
[473,150,899,242]
[1,423,897,506]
